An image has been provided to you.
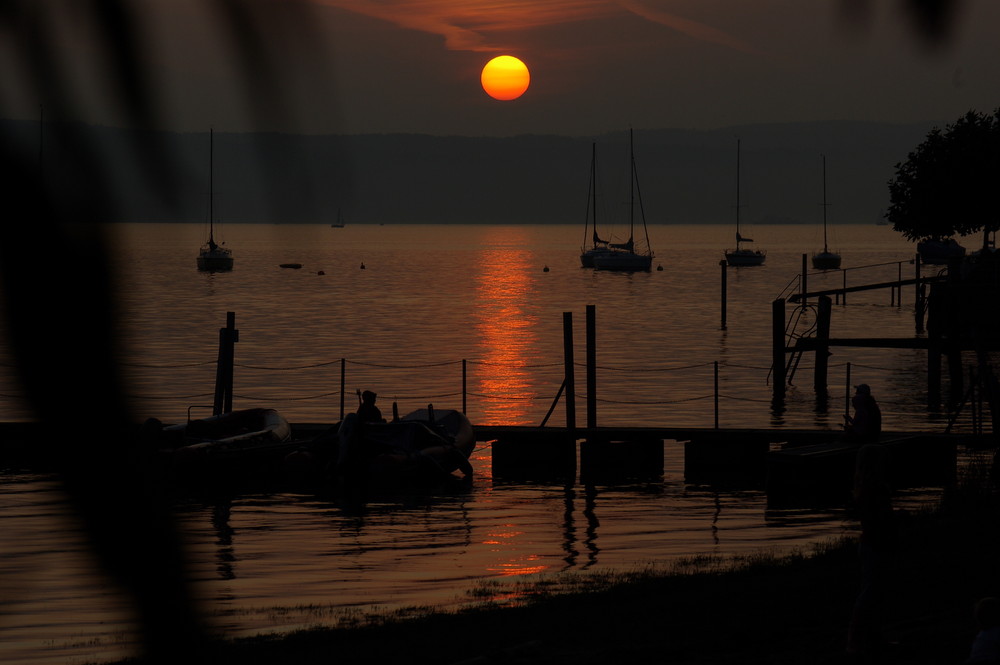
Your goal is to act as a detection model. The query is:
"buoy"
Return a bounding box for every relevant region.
[360,262,366,270]
[543,265,549,272]
[657,264,663,271]
[317,270,325,275]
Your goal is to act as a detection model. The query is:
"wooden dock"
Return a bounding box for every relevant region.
[1,422,975,507]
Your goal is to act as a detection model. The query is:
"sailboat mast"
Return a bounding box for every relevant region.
[591,143,597,244]
[822,154,829,251]
[628,128,635,241]
[210,128,215,244]
[735,138,741,246]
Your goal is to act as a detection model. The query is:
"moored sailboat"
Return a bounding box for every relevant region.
[580,143,613,268]
[724,139,765,267]
[591,128,654,272]
[811,154,842,270]
[197,128,234,272]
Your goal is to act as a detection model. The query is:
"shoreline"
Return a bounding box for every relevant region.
[101,485,999,665]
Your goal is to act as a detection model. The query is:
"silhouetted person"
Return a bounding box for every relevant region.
[847,444,900,659]
[845,383,882,442]
[967,597,1000,664]
[357,390,384,423]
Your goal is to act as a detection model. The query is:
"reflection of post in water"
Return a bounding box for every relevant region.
[560,483,601,571]
[211,499,236,581]
[583,484,600,569]
[561,484,579,569]
[711,493,721,546]
[770,395,787,426]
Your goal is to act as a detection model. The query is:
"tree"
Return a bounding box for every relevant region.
[886,109,1000,249]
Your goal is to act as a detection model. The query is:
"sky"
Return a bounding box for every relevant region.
[2,0,998,136]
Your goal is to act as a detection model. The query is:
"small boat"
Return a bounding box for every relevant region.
[918,237,966,265]
[158,408,294,485]
[591,129,655,272]
[279,263,303,269]
[724,139,765,267]
[579,143,613,268]
[197,128,234,272]
[811,154,842,270]
[335,406,475,491]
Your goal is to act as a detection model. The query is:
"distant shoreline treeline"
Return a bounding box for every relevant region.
[3,118,937,226]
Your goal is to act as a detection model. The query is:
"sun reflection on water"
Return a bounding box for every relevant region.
[473,234,541,425]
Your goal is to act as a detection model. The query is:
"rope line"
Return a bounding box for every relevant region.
[595,394,713,405]
[124,361,217,369]
[586,362,715,372]
[133,392,215,400]
[347,359,464,369]
[236,360,342,371]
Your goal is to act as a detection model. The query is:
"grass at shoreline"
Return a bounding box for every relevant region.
[103,483,999,665]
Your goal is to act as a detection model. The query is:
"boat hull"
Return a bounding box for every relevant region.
[197,251,234,272]
[811,251,842,270]
[917,239,965,265]
[335,408,475,491]
[580,247,613,268]
[592,252,653,272]
[160,408,294,486]
[725,249,766,267]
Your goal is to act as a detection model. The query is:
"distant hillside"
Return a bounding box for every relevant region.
[1,119,937,225]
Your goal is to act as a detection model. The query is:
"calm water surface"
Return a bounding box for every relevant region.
[0,223,954,664]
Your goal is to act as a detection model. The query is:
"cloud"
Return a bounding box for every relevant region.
[312,0,754,53]
[616,0,761,54]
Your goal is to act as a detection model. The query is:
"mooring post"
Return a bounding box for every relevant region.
[844,362,852,424]
[896,261,903,307]
[563,311,576,434]
[586,304,596,428]
[814,295,832,395]
[719,260,728,330]
[340,358,346,420]
[213,311,238,415]
[800,254,808,305]
[915,254,924,334]
[772,299,786,401]
[927,283,942,409]
[462,359,467,415]
[928,341,942,409]
[714,360,720,429]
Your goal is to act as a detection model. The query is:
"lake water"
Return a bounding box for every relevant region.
[0,223,959,664]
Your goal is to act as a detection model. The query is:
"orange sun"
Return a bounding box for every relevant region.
[481,55,530,101]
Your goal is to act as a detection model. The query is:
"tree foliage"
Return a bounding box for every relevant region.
[886,109,1000,247]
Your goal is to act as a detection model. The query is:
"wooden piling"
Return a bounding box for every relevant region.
[563,311,576,434]
[801,254,808,305]
[814,295,832,395]
[340,358,346,420]
[213,311,238,415]
[928,341,942,408]
[915,254,924,334]
[586,304,596,428]
[772,299,786,401]
[719,260,728,330]
[714,361,720,429]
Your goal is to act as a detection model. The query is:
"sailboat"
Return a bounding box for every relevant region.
[331,209,346,228]
[197,128,234,272]
[580,143,612,268]
[591,128,654,272]
[811,154,841,270]
[724,139,765,267]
